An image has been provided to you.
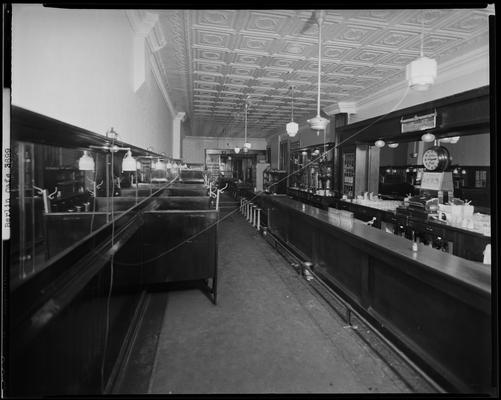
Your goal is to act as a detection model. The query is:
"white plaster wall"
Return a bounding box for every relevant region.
[183,136,267,164]
[11,4,174,154]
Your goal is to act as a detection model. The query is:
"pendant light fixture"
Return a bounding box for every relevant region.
[374,139,386,148]
[307,10,329,132]
[421,131,436,142]
[286,85,299,137]
[388,142,399,148]
[234,145,241,154]
[122,150,137,171]
[78,150,95,171]
[406,14,437,91]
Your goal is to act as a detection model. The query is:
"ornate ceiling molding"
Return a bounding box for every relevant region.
[154,8,493,139]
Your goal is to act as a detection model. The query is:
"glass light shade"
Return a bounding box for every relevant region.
[172,162,178,169]
[122,150,137,171]
[421,132,435,142]
[374,139,386,148]
[388,142,399,148]
[136,160,141,169]
[449,136,460,144]
[307,115,329,131]
[78,151,95,171]
[234,146,241,154]
[244,142,251,149]
[406,57,437,91]
[286,121,299,137]
[243,146,249,153]
[153,159,164,170]
[166,161,172,169]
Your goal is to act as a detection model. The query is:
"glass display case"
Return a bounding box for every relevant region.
[263,168,287,194]
[288,142,335,196]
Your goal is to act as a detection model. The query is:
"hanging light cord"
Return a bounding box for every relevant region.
[316,11,323,117]
[420,16,424,57]
[291,86,295,122]
[244,100,248,144]
[101,133,116,393]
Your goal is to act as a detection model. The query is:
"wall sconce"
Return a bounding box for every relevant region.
[122,150,137,171]
[387,142,399,148]
[421,132,435,142]
[374,139,386,148]
[78,150,95,171]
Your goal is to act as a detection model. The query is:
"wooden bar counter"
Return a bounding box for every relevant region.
[257,194,493,394]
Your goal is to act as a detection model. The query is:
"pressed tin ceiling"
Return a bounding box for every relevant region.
[153,8,493,139]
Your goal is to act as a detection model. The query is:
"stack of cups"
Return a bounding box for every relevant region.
[451,204,463,226]
[340,210,354,230]
[328,207,341,225]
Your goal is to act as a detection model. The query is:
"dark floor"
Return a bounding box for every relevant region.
[115,196,439,394]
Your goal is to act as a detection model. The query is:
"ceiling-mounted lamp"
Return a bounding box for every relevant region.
[388,142,399,148]
[421,132,436,142]
[374,139,386,148]
[122,150,137,172]
[406,15,437,91]
[307,11,330,132]
[286,85,299,137]
[78,150,95,171]
[440,136,460,144]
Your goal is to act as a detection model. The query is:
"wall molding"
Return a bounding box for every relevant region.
[127,10,175,118]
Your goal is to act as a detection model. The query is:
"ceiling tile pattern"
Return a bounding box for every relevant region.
[156,8,493,138]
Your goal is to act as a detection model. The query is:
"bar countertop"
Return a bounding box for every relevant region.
[262,195,491,296]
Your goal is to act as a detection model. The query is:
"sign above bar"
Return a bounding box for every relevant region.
[401,110,437,133]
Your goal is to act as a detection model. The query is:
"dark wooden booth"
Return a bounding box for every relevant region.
[7,108,218,396]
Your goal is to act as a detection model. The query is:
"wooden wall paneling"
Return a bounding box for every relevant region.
[369,257,491,393]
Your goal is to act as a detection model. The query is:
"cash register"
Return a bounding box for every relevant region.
[398,145,453,218]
